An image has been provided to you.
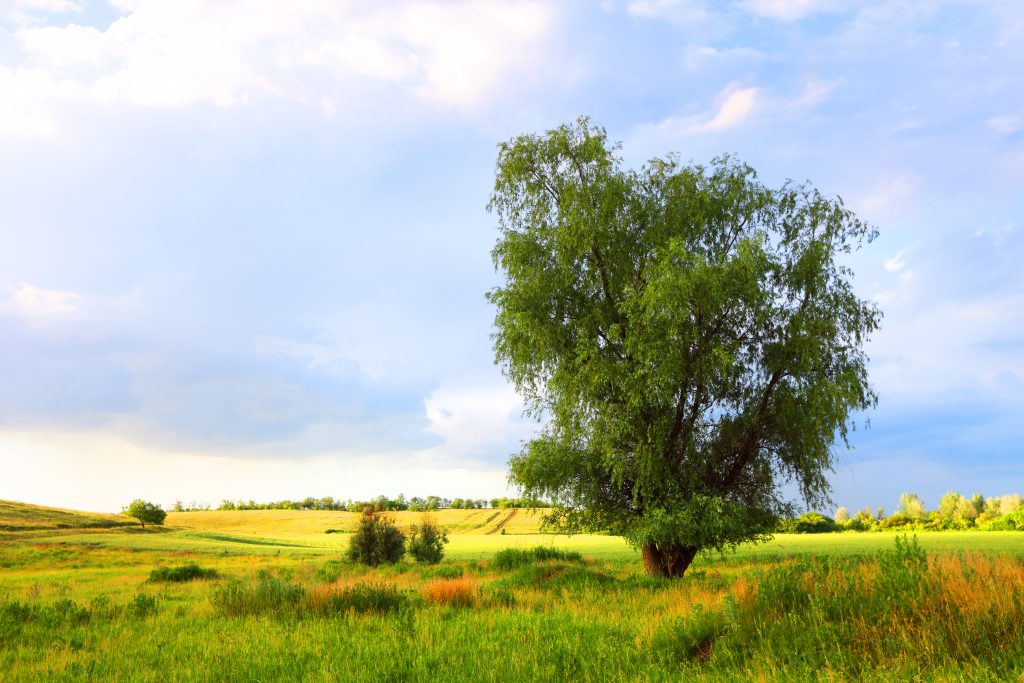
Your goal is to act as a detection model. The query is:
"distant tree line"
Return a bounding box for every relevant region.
[778,492,1024,533]
[169,495,547,513]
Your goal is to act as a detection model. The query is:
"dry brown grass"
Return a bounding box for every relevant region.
[422,577,479,607]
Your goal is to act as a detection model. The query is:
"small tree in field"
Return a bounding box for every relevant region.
[346,510,406,566]
[407,514,449,564]
[488,118,879,578]
[123,499,167,528]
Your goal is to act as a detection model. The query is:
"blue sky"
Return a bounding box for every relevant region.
[0,0,1021,514]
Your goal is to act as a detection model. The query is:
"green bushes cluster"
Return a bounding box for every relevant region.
[776,512,840,533]
[781,491,1024,533]
[491,546,584,570]
[984,507,1024,531]
[149,563,219,582]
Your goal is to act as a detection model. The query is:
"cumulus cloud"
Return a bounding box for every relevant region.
[423,382,532,462]
[1,0,554,138]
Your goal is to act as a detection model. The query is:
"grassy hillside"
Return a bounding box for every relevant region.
[0,500,134,532]
[3,506,1024,680]
[166,506,550,535]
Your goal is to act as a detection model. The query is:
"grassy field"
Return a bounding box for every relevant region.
[3,501,1024,680]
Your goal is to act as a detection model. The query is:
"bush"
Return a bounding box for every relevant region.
[149,563,219,582]
[210,571,305,617]
[985,508,1024,531]
[492,546,584,570]
[407,515,449,564]
[881,512,914,530]
[795,512,840,534]
[346,512,406,566]
[310,582,409,615]
[126,593,158,618]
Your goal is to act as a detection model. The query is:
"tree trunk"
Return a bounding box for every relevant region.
[642,543,699,578]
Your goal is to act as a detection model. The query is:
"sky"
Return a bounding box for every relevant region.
[0,0,1021,515]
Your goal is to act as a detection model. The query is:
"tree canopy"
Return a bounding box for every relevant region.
[123,499,167,528]
[487,118,880,577]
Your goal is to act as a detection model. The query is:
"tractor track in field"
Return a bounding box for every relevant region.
[487,508,518,534]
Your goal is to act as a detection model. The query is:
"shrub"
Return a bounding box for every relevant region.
[149,563,219,583]
[881,512,914,529]
[210,571,304,617]
[985,508,1024,531]
[407,514,449,564]
[310,582,409,615]
[346,512,406,566]
[316,560,343,583]
[423,578,478,607]
[492,546,584,570]
[126,593,158,618]
[795,512,839,533]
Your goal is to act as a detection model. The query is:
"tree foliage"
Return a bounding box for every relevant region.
[407,514,449,564]
[346,512,406,566]
[487,118,880,577]
[123,499,167,528]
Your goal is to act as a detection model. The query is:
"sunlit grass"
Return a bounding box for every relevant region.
[5,503,1024,680]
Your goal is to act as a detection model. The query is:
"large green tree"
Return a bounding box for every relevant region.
[487,119,880,578]
[123,499,167,528]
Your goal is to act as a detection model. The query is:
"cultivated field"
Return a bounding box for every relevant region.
[2,501,1024,681]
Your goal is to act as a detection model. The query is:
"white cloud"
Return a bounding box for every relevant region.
[790,78,834,108]
[972,224,1016,247]
[628,0,709,18]
[635,81,760,140]
[423,382,531,459]
[988,115,1022,135]
[0,429,516,511]
[0,0,81,27]
[856,173,913,221]
[740,0,842,22]
[1,1,554,139]
[682,44,764,70]
[4,283,83,325]
[883,252,905,273]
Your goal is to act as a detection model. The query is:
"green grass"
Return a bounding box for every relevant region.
[0,500,134,532]
[4,503,1024,680]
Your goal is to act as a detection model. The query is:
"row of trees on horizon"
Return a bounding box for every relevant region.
[164,490,1024,531]
[169,494,547,514]
[814,491,1024,532]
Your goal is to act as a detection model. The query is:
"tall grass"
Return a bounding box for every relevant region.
[4,531,1024,681]
[491,546,584,570]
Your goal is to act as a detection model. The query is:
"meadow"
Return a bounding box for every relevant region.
[3,501,1024,681]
